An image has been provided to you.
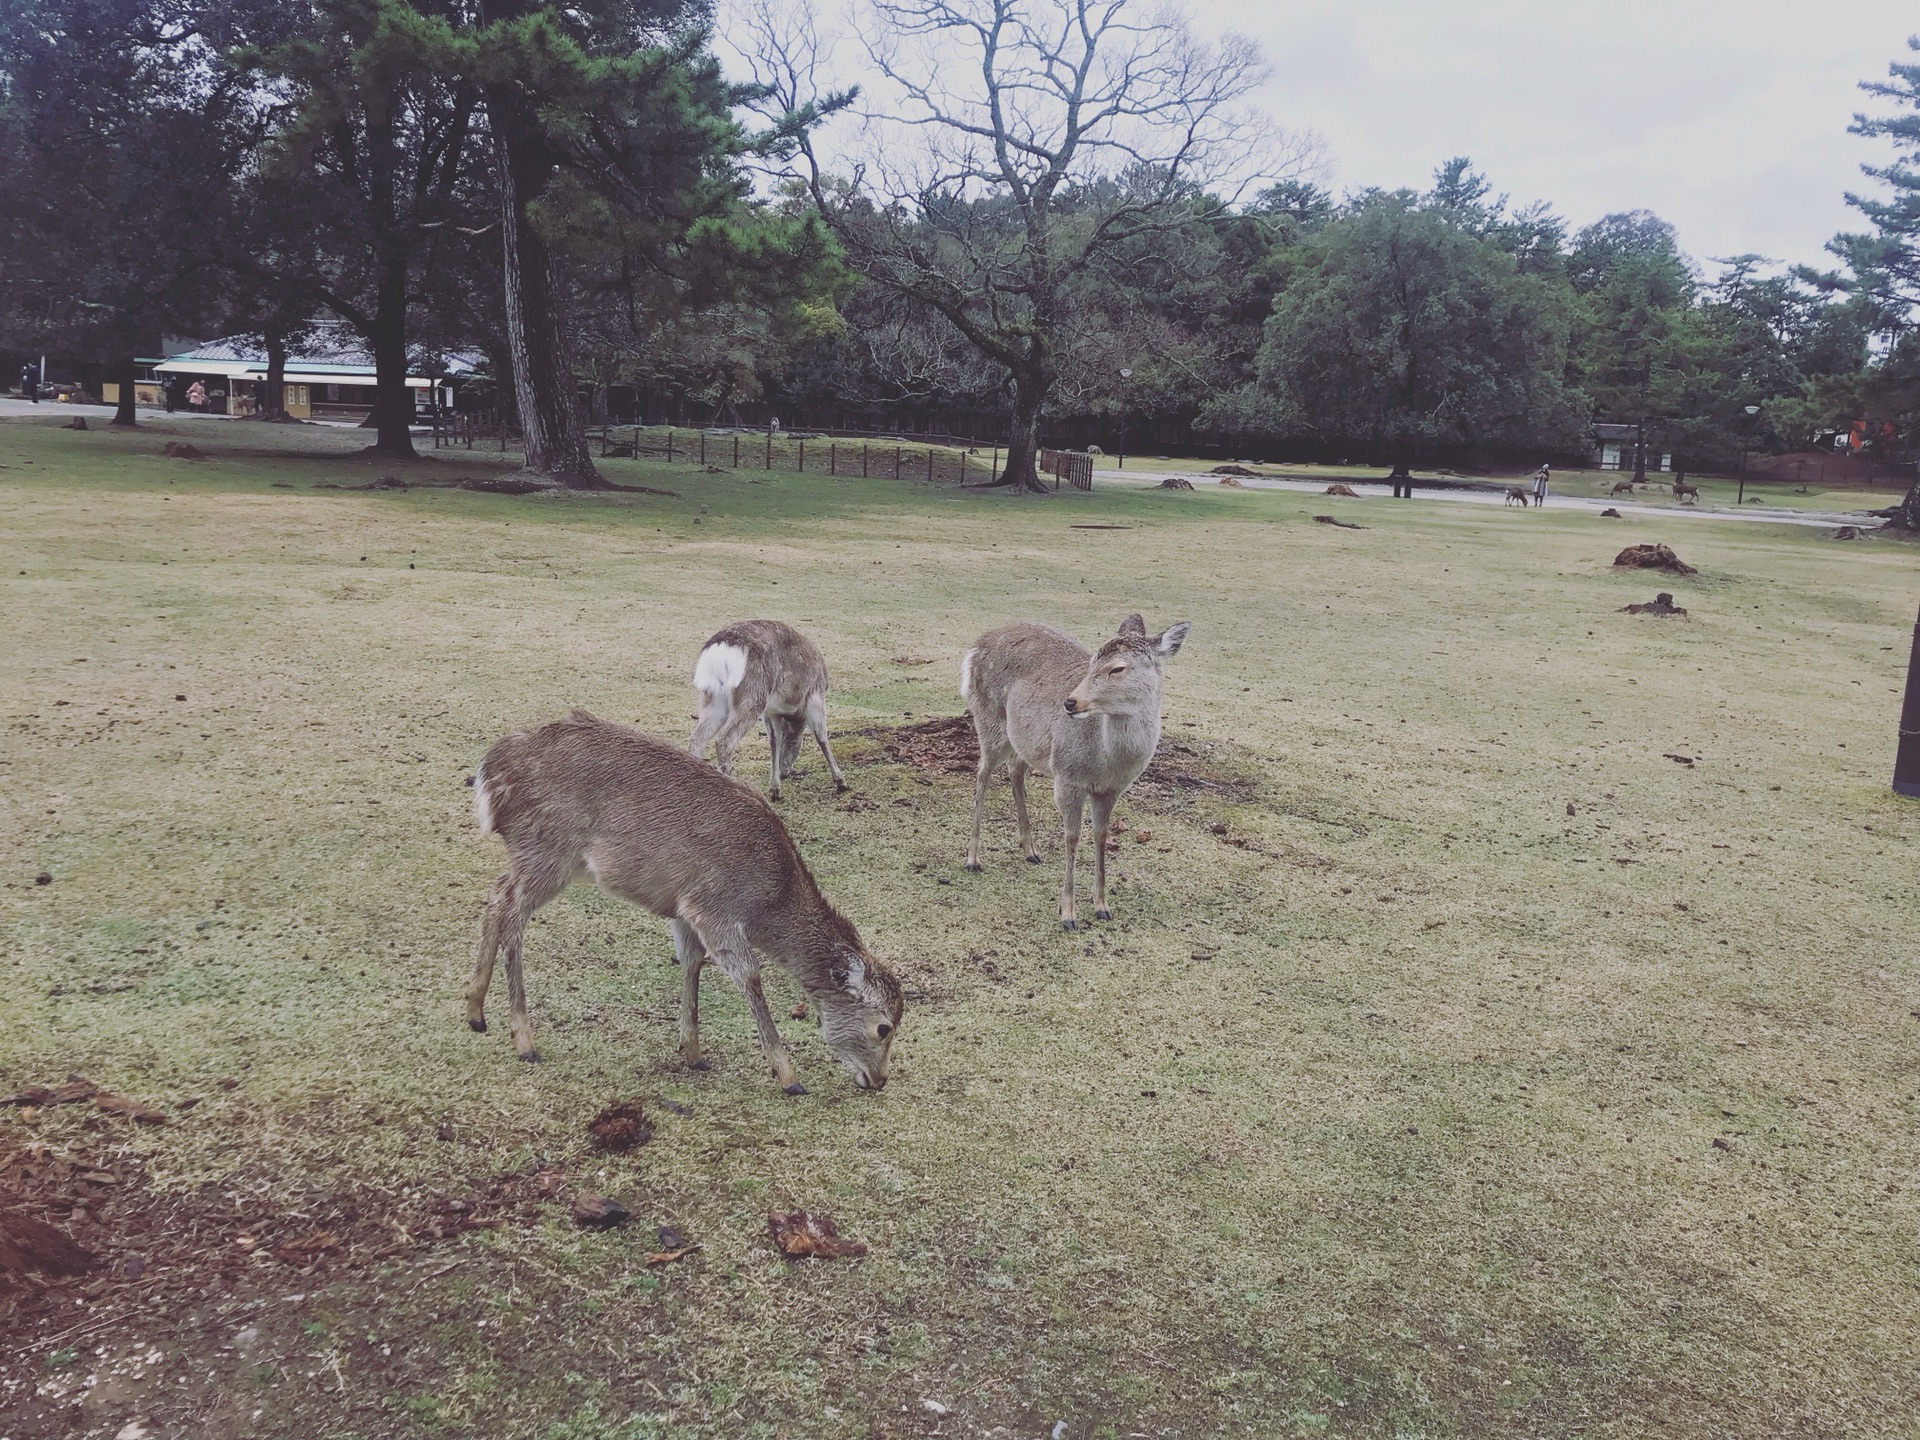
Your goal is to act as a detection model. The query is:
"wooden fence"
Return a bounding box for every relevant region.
[1039,447,1095,490]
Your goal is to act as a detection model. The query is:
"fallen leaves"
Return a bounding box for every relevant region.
[767,1210,867,1260]
[586,1098,651,1153]
[570,1195,630,1229]
[0,1213,95,1279]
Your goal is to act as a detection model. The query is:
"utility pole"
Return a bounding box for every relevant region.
[1738,403,1760,505]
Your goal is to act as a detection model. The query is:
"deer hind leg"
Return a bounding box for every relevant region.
[1008,759,1040,863]
[776,712,806,780]
[804,692,847,791]
[1055,781,1088,930]
[1088,791,1117,920]
[672,919,710,1070]
[688,689,732,762]
[764,714,785,798]
[965,721,1011,872]
[465,871,516,1032]
[489,863,568,1062]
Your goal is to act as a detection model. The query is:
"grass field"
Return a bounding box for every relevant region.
[3,416,1918,1440]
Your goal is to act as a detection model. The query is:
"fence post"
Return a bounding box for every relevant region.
[991,445,999,482]
[895,447,902,480]
[830,442,836,476]
[863,444,869,477]
[667,429,674,464]
[766,432,773,470]
[928,448,934,484]
[734,435,740,468]
[700,432,706,465]
[799,439,805,473]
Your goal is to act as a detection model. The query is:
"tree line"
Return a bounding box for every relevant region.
[2,0,1918,494]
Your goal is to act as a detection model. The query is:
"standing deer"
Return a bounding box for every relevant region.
[1610,480,1637,498]
[961,614,1190,929]
[469,711,902,1092]
[1672,479,1700,503]
[688,619,846,799]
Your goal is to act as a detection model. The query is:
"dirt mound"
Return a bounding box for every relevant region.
[1211,464,1260,477]
[587,1098,652,1152]
[1621,592,1687,615]
[1600,507,1622,517]
[1325,483,1359,497]
[768,1210,867,1259]
[161,441,207,461]
[1613,543,1696,575]
[1158,477,1194,490]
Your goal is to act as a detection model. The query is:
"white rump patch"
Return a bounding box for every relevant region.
[693,641,748,699]
[472,762,494,834]
[959,647,977,701]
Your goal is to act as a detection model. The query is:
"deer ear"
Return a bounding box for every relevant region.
[1118,613,1147,637]
[1153,621,1190,657]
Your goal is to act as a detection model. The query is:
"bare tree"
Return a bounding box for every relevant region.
[745,0,1312,491]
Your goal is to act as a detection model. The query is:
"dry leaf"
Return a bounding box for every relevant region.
[767,1210,867,1260]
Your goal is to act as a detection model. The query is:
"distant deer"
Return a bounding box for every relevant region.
[688,620,846,799]
[1610,480,1636,497]
[961,614,1190,929]
[469,711,902,1092]
[1672,479,1700,503]
[1504,486,1530,506]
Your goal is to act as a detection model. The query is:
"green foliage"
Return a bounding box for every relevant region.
[1204,188,1584,463]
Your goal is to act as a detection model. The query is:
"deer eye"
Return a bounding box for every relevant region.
[877,1023,892,1039]
[1107,665,1126,676]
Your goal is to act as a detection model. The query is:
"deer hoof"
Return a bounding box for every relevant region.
[965,861,982,873]
[1094,908,1112,921]
[517,1049,541,1064]
[782,1082,809,1096]
[1061,918,1078,932]
[688,1058,712,1072]
[1026,853,1043,865]
[834,781,849,794]
[468,1017,487,1033]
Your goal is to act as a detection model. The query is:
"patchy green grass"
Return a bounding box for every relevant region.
[3,414,1918,1439]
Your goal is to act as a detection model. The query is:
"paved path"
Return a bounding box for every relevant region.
[1097,467,1882,531]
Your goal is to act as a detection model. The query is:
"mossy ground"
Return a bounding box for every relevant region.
[2,417,1917,1439]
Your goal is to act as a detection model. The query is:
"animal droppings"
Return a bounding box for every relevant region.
[587,1098,652,1152]
[767,1209,867,1259]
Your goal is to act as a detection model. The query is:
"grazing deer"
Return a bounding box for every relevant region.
[688,619,846,799]
[469,711,902,1092]
[1672,479,1700,503]
[1610,480,1636,497]
[1504,486,1530,506]
[961,614,1190,929]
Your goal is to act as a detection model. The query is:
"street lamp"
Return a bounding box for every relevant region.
[1117,368,1133,469]
[1738,403,1760,505]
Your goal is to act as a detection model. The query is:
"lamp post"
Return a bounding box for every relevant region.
[1738,403,1760,505]
[1116,368,1133,469]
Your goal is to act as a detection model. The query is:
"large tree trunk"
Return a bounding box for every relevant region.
[982,377,1049,493]
[487,82,599,488]
[110,354,137,427]
[1632,417,1648,485]
[365,242,417,456]
[262,328,287,421]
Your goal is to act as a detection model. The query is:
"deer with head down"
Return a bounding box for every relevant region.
[688,619,846,799]
[961,614,1190,929]
[469,711,902,1093]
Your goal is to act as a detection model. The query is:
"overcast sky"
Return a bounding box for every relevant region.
[1192,0,1917,272]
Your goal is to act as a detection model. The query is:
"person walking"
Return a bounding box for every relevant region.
[1531,462,1550,507]
[186,379,207,412]
[20,363,37,403]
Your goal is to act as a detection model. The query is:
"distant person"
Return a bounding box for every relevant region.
[20,364,37,403]
[186,379,207,412]
[1531,463,1550,507]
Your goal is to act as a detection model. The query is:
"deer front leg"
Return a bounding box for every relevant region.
[966,756,994,872]
[1088,791,1117,920]
[804,693,846,791]
[765,715,784,800]
[1056,783,1087,930]
[742,973,803,1094]
[673,919,709,1070]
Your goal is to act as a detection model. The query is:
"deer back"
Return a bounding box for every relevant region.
[963,622,1091,768]
[698,620,829,715]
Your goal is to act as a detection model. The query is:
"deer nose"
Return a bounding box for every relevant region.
[1062,697,1078,714]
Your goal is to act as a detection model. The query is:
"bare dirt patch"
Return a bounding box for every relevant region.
[849,715,1259,809]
